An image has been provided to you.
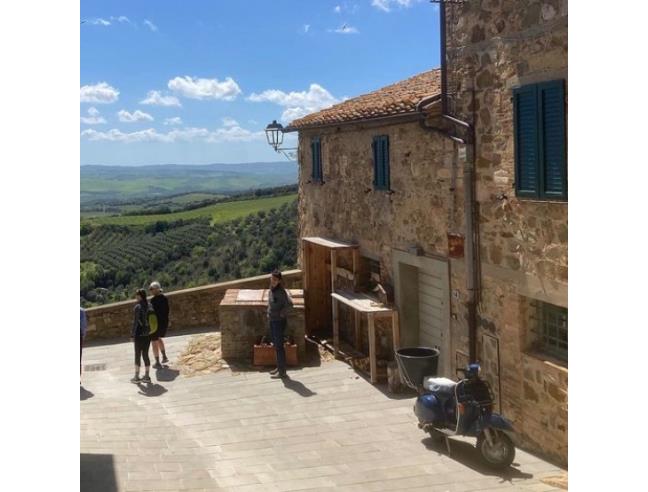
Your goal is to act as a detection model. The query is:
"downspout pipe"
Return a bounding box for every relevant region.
[421,0,479,364]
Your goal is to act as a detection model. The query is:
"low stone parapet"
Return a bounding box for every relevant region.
[84,270,302,340]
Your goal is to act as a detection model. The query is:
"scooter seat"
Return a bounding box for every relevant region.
[423,376,456,394]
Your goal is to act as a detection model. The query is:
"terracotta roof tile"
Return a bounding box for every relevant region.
[289,69,441,130]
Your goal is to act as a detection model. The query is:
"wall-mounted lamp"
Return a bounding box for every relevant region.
[265,120,297,161]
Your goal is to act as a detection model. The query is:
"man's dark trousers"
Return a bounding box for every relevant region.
[270,319,287,373]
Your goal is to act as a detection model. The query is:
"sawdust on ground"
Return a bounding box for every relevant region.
[177,333,228,377]
[541,472,568,490]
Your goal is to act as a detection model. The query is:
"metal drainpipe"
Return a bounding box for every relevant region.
[438,0,479,363]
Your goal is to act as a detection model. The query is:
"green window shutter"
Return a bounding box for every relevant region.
[373,135,389,190]
[372,137,379,187]
[311,137,321,182]
[382,136,390,190]
[539,80,567,199]
[514,85,540,198]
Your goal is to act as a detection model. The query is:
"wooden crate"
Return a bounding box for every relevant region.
[253,344,298,366]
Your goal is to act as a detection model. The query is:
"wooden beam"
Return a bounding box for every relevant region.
[368,313,377,384]
[354,310,361,350]
[330,249,338,293]
[332,297,340,359]
[392,310,400,351]
[336,266,355,281]
[352,248,360,291]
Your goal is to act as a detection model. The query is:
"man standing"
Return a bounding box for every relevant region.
[149,281,170,369]
[267,270,293,379]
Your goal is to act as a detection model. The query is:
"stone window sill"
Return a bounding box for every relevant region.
[523,350,568,372]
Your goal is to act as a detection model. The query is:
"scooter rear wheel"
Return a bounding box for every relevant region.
[477,430,515,469]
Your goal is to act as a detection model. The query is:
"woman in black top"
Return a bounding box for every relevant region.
[131,289,152,384]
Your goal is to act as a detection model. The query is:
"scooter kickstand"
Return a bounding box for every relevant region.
[444,437,451,456]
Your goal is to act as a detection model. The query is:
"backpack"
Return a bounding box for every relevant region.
[147,303,158,336]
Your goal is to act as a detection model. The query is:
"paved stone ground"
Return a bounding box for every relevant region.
[81,330,565,492]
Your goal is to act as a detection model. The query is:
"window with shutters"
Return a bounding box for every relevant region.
[311,137,323,183]
[372,135,390,190]
[513,80,567,200]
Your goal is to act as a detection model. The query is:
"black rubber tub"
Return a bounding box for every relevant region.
[395,347,440,389]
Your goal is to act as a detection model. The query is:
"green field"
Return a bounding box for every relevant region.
[84,194,298,226]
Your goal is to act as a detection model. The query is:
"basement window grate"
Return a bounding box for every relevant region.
[83,363,107,372]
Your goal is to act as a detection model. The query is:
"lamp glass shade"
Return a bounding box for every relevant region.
[264,120,284,148]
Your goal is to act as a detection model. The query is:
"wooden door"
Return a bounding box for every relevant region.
[303,241,332,336]
[417,260,450,374]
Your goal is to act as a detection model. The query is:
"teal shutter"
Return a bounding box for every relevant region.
[372,137,379,187]
[539,81,567,199]
[514,85,540,198]
[372,135,389,190]
[311,137,322,182]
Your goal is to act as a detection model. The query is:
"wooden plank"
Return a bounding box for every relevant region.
[332,298,339,359]
[352,248,360,291]
[330,291,393,313]
[330,250,337,294]
[392,311,400,351]
[336,266,355,281]
[302,237,358,249]
[354,310,361,349]
[368,313,377,384]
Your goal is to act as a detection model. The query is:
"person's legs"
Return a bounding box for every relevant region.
[271,320,287,376]
[159,337,168,363]
[132,339,142,382]
[141,337,151,382]
[151,336,162,368]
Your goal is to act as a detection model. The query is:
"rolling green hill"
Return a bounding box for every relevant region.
[81,162,297,204]
[84,193,297,226]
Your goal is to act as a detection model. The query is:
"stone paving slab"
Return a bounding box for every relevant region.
[81,331,565,491]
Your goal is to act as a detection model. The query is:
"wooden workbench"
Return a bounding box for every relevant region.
[330,289,400,384]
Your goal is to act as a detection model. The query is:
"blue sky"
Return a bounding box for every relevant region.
[80,0,440,166]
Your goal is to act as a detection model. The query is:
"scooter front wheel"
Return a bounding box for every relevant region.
[477,430,515,469]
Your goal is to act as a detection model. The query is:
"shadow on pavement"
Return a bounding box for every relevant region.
[281,377,317,397]
[137,382,168,397]
[421,436,534,482]
[80,453,117,492]
[80,386,94,401]
[155,366,180,382]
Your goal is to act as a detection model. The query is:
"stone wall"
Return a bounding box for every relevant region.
[298,120,460,286]
[85,270,302,340]
[220,302,306,361]
[444,0,568,465]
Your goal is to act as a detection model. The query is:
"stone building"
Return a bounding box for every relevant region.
[288,0,567,466]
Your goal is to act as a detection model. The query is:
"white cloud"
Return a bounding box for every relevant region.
[331,24,358,34]
[371,0,421,12]
[303,24,310,33]
[80,107,106,125]
[139,90,181,107]
[143,19,158,31]
[88,18,111,26]
[80,82,119,104]
[334,5,342,13]
[168,76,242,101]
[163,117,183,126]
[117,110,154,123]
[81,124,264,144]
[139,90,182,107]
[109,16,132,24]
[248,83,340,122]
[222,117,239,127]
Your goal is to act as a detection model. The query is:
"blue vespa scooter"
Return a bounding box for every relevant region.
[395,348,516,469]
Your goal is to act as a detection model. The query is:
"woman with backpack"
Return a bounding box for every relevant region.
[131,289,152,384]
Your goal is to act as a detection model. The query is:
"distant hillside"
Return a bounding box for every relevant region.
[81,162,297,204]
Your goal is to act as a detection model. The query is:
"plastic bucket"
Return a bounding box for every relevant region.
[395,347,440,389]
